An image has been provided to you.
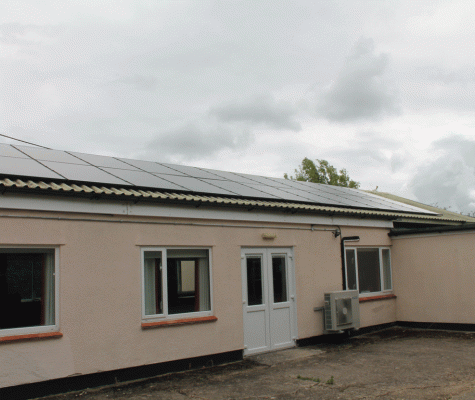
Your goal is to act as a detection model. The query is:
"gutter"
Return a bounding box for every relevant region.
[389,223,475,237]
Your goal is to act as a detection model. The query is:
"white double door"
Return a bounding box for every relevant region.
[241,248,297,355]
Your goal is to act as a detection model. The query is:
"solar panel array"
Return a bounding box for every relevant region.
[0,143,436,215]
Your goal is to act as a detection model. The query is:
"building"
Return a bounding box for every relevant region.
[1,143,474,398]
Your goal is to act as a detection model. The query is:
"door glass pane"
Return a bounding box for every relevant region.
[357,248,381,294]
[346,249,357,290]
[382,249,392,290]
[247,257,263,306]
[272,256,287,303]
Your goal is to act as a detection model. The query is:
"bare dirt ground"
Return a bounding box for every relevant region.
[38,327,475,400]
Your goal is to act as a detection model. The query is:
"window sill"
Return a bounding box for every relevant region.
[359,294,396,303]
[0,331,63,344]
[142,316,218,329]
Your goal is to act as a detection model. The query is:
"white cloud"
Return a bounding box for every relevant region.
[210,95,302,132]
[316,38,400,122]
[145,122,252,164]
[410,135,475,214]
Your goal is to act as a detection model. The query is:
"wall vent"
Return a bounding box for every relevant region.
[324,290,360,332]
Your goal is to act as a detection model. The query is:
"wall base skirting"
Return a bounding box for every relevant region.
[397,321,475,332]
[0,350,243,400]
[296,322,397,346]
[297,321,475,347]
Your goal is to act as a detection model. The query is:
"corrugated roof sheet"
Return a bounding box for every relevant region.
[1,177,468,223]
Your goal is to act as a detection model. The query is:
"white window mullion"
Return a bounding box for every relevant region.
[343,249,349,290]
[44,253,55,325]
[381,248,392,291]
[354,249,360,293]
[162,249,168,318]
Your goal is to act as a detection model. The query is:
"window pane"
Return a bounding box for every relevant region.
[167,249,210,315]
[346,249,357,290]
[357,248,381,294]
[247,257,263,306]
[179,261,195,293]
[272,256,287,303]
[143,252,162,315]
[0,251,55,330]
[382,249,392,290]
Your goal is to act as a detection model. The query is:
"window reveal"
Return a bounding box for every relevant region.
[143,249,211,317]
[0,250,55,331]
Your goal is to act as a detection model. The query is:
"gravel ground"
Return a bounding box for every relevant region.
[38,327,475,400]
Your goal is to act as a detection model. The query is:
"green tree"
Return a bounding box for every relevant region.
[284,158,360,188]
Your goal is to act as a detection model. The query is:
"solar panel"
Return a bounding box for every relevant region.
[71,152,140,170]
[235,185,314,202]
[199,179,280,199]
[295,181,403,210]
[0,156,64,179]
[14,145,89,165]
[275,178,435,214]
[281,180,371,207]
[41,161,130,185]
[0,144,438,215]
[164,164,237,179]
[154,175,237,195]
[100,168,186,191]
[324,186,406,210]
[198,168,262,183]
[362,190,435,213]
[116,158,188,175]
[240,179,350,205]
[0,144,29,158]
[231,173,281,186]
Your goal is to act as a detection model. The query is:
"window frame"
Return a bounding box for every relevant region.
[0,246,59,338]
[141,247,213,322]
[344,246,392,297]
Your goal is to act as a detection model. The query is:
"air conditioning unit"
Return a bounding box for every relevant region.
[324,290,360,332]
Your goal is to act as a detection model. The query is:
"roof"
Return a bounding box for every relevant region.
[0,143,450,221]
[0,176,459,222]
[366,190,475,224]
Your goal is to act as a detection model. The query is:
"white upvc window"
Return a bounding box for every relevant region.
[0,247,59,337]
[142,247,212,320]
[345,247,392,296]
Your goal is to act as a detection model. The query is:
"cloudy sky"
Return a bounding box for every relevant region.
[1,1,475,214]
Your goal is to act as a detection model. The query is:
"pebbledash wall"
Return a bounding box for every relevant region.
[0,193,397,390]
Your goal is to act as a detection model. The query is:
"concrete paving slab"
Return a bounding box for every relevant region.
[37,327,475,400]
[247,346,325,366]
[451,392,475,400]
